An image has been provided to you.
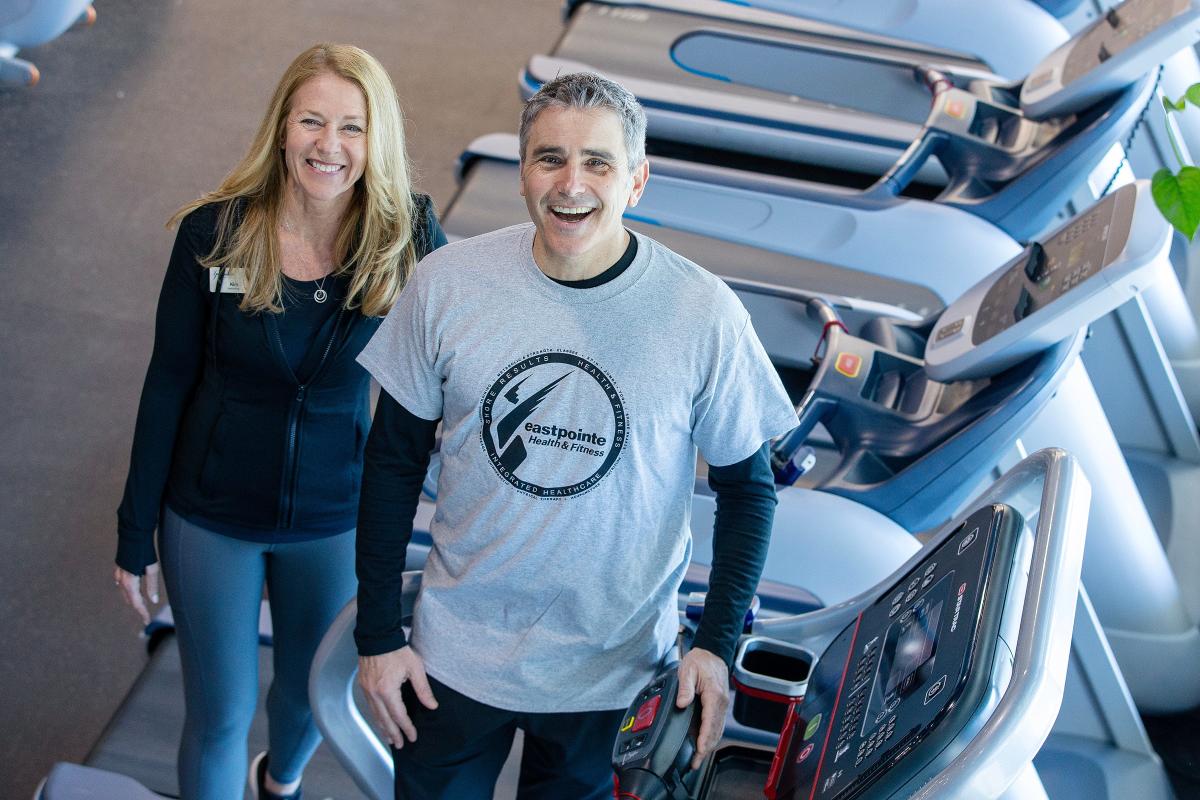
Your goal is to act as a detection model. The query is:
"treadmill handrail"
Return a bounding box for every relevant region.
[719,274,923,321]
[758,448,1091,799]
[308,571,424,800]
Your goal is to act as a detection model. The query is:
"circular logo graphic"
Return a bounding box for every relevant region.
[480,351,625,498]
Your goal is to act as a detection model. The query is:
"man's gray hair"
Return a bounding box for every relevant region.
[518,72,648,171]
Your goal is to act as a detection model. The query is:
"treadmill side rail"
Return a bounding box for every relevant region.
[308,571,424,800]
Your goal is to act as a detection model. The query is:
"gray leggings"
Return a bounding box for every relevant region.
[159,507,356,800]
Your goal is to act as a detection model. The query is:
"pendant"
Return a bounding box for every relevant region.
[313,288,328,303]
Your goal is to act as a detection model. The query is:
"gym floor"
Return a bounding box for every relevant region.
[0,1,558,795]
[4,3,1200,800]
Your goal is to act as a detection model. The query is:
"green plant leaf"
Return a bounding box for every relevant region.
[1187,82,1200,108]
[1152,166,1200,240]
[1163,95,1188,113]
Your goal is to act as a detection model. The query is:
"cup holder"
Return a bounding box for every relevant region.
[731,637,813,732]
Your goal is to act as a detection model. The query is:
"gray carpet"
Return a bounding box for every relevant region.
[0,2,559,796]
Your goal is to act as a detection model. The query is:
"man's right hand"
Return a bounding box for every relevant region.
[357,646,439,748]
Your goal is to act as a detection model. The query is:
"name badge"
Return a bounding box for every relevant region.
[209,268,246,294]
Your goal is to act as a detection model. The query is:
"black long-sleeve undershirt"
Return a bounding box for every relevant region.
[354,393,778,665]
[354,393,438,656]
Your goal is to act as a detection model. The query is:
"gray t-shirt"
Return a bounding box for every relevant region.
[358,223,797,712]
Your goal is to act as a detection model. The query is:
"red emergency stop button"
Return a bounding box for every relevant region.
[632,695,661,732]
[835,352,862,378]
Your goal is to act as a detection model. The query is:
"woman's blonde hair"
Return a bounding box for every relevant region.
[170,43,418,316]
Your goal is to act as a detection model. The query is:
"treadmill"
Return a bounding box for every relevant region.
[444,135,1200,714]
[0,1,95,87]
[307,449,1173,799]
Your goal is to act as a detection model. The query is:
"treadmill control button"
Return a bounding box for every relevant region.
[835,352,862,379]
[1014,287,1035,322]
[908,577,920,592]
[925,675,949,705]
[958,527,980,554]
[631,696,660,733]
[905,590,918,603]
[804,714,823,741]
[1023,243,1050,284]
[921,574,935,589]
[924,563,937,577]
[889,603,902,618]
[934,319,965,343]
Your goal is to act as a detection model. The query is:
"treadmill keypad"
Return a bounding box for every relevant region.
[972,186,1130,345]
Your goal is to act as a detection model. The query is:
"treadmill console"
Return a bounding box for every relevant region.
[1021,0,1200,118]
[970,187,1132,345]
[785,504,1022,800]
[924,181,1169,381]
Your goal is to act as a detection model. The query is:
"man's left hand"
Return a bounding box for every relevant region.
[674,646,730,770]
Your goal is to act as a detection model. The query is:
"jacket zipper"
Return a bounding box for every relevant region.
[273,309,344,528]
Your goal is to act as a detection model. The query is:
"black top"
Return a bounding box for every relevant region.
[115,196,447,573]
[278,273,350,375]
[355,231,778,666]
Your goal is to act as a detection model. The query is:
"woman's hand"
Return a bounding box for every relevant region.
[113,563,160,626]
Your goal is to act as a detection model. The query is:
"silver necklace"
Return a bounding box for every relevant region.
[281,216,332,303]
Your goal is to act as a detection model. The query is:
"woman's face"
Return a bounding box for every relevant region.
[281,72,368,207]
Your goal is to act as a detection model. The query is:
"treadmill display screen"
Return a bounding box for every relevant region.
[788,505,1021,800]
[883,596,943,697]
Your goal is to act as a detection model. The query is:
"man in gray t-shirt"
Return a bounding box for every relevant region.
[355,73,798,799]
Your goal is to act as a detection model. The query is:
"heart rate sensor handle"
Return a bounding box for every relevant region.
[612,663,702,800]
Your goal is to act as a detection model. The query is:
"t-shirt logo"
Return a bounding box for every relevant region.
[480,351,626,498]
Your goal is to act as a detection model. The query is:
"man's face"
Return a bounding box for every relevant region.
[520,106,648,276]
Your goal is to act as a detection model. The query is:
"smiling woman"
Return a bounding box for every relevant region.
[282,73,368,213]
[111,43,447,800]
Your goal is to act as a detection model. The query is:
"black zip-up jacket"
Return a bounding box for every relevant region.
[116,196,446,574]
